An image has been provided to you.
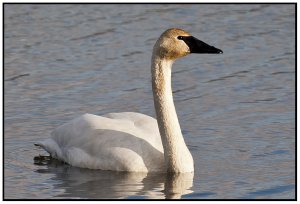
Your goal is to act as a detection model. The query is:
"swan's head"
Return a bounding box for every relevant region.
[153,28,223,60]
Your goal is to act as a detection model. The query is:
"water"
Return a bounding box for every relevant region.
[4,4,295,199]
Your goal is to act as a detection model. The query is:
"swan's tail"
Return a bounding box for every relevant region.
[34,139,62,159]
[34,141,53,165]
[34,142,44,148]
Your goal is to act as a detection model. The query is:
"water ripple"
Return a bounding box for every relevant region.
[242,184,294,199]
[70,28,116,40]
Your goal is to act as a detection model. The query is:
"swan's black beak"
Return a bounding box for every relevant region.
[180,36,223,54]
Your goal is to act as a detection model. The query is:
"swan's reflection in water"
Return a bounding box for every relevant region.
[34,158,193,199]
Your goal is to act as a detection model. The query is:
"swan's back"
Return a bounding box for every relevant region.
[37,112,165,172]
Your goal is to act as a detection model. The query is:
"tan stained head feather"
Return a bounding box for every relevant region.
[153,28,192,60]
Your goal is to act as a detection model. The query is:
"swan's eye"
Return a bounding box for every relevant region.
[177,36,184,40]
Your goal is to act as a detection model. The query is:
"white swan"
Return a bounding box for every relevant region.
[36,28,222,173]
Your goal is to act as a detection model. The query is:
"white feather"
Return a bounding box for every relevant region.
[37,112,165,172]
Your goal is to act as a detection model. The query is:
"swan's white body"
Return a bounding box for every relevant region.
[36,28,222,173]
[39,112,165,172]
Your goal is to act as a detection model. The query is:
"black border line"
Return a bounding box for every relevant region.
[295,2,297,202]
[1,2,298,4]
[2,2,297,201]
[3,3,5,202]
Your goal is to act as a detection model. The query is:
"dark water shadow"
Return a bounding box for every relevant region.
[33,158,194,199]
[5,73,30,81]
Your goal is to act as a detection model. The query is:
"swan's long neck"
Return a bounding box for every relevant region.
[151,55,194,173]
